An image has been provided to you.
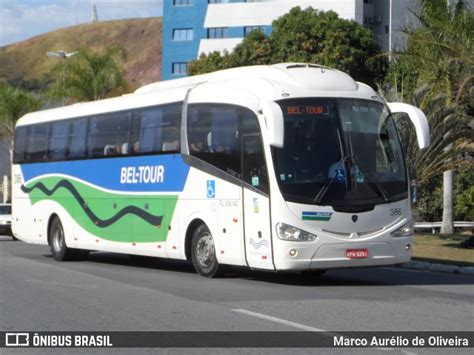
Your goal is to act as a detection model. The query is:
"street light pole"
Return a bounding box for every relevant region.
[46,50,79,105]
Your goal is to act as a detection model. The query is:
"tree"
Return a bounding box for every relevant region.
[188,31,273,76]
[229,30,272,67]
[454,164,474,221]
[455,187,474,221]
[388,0,473,106]
[0,85,42,164]
[269,7,387,86]
[189,7,387,86]
[50,47,128,103]
[391,87,472,184]
[188,51,233,76]
[387,0,473,233]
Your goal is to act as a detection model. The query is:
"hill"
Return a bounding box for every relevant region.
[0,18,162,91]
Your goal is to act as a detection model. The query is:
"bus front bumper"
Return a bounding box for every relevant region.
[273,239,412,271]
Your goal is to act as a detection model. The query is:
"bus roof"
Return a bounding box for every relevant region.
[17,63,379,126]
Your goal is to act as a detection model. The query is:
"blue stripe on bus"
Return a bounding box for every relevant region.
[21,154,190,192]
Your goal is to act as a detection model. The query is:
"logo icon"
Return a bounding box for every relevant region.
[249,238,269,249]
[335,168,346,182]
[302,211,332,221]
[5,333,29,347]
[352,215,358,223]
[207,180,215,198]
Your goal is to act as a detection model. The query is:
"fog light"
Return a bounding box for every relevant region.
[405,244,411,251]
[289,249,298,257]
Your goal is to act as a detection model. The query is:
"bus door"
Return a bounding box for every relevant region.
[241,113,274,270]
[186,86,273,268]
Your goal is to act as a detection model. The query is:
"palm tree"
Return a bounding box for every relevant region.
[0,85,42,164]
[388,0,473,233]
[393,87,472,185]
[50,47,128,103]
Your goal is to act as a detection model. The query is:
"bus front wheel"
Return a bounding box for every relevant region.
[49,216,79,261]
[191,224,223,278]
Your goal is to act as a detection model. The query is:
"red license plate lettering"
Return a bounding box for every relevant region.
[346,249,368,259]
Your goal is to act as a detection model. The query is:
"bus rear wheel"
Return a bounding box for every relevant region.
[191,224,223,278]
[49,216,80,261]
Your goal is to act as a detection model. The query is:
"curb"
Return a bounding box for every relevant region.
[400,260,474,275]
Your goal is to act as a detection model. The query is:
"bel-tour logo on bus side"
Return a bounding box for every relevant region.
[120,165,165,184]
[207,180,215,198]
[302,211,333,221]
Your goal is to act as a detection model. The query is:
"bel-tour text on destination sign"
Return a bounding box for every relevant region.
[120,165,165,184]
[334,335,470,347]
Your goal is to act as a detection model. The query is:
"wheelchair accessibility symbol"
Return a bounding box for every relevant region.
[207,180,215,198]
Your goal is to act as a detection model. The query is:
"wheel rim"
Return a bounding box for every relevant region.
[196,232,215,268]
[52,224,64,252]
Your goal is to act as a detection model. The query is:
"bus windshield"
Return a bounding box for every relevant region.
[272,98,407,210]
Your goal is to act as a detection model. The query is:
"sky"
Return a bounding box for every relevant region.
[0,0,163,46]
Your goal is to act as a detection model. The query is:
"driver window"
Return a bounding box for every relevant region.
[243,113,269,194]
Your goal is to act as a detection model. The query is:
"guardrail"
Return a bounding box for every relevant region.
[414,221,474,234]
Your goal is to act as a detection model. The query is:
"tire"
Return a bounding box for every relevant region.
[191,224,223,278]
[49,216,77,261]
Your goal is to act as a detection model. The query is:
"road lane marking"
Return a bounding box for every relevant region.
[233,309,417,355]
[233,308,329,332]
[25,279,98,289]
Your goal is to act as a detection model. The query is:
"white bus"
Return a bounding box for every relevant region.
[12,63,429,277]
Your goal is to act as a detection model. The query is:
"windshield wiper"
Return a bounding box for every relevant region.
[342,120,391,203]
[313,116,349,204]
[312,176,335,204]
[350,155,391,203]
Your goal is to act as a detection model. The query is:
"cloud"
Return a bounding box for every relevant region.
[0,0,162,46]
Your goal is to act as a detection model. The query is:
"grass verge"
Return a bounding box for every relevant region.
[413,234,474,267]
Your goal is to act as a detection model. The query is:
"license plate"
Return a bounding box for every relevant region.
[346,249,368,259]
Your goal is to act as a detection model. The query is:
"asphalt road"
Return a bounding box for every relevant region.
[1,235,473,354]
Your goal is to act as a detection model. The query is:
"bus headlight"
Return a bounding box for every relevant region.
[391,220,414,238]
[276,222,317,242]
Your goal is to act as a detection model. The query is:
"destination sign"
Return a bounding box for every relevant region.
[286,105,329,115]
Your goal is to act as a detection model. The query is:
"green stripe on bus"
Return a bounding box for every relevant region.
[302,216,331,221]
[26,176,178,243]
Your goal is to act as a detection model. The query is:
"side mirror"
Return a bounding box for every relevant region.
[387,102,430,149]
[260,101,284,148]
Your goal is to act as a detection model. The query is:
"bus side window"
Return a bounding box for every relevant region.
[188,104,241,179]
[134,103,182,155]
[49,121,70,161]
[88,113,131,158]
[26,123,50,163]
[69,118,88,159]
[139,108,163,153]
[243,112,269,194]
[161,103,182,152]
[188,108,212,153]
[13,126,28,164]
